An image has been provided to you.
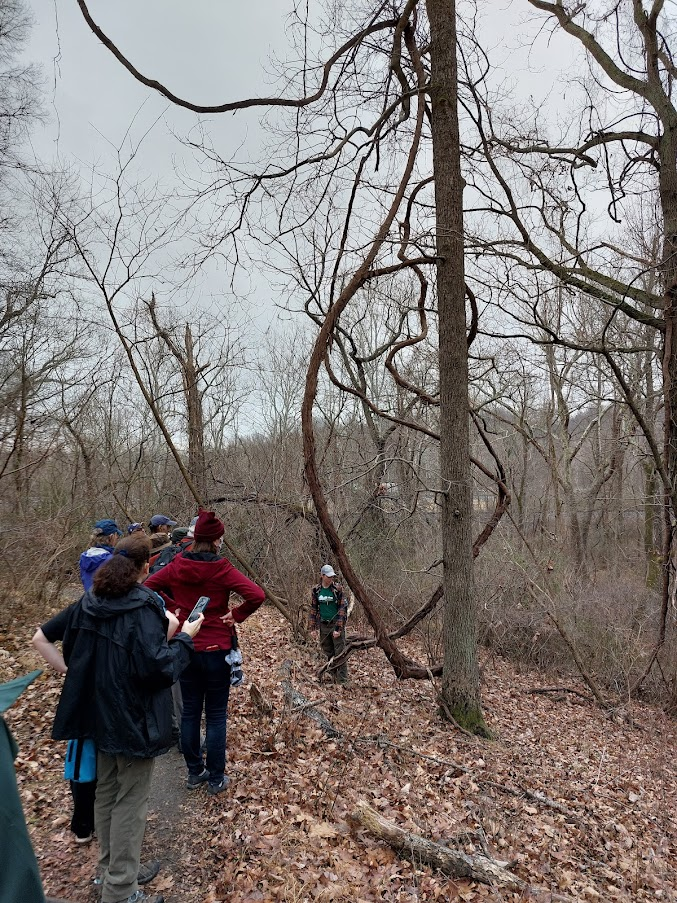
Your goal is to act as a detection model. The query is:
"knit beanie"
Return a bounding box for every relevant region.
[193,508,225,542]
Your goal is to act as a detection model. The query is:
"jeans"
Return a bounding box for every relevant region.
[180,651,231,785]
[170,681,183,745]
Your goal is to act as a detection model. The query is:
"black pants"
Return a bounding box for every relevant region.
[70,779,96,838]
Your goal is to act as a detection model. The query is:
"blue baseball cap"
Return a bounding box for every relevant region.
[128,522,145,534]
[149,514,177,527]
[94,519,122,536]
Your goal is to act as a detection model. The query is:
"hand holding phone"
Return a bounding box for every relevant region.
[181,613,204,638]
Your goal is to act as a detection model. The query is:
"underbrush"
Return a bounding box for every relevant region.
[477,554,675,705]
[0,523,83,628]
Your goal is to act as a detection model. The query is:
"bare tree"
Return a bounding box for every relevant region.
[72,0,506,731]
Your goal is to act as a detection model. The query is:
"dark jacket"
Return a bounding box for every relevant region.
[52,584,193,758]
[145,551,265,652]
[0,671,46,903]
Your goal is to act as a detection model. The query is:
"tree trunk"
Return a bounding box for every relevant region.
[426,0,488,735]
[644,461,660,588]
[183,325,207,499]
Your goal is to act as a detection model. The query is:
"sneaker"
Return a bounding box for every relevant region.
[186,768,209,790]
[137,860,161,884]
[74,832,93,844]
[93,860,160,893]
[207,775,230,795]
[112,892,164,903]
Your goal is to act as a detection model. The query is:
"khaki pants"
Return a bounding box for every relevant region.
[95,752,155,903]
[319,620,348,682]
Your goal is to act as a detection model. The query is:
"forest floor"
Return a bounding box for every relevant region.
[2,596,676,903]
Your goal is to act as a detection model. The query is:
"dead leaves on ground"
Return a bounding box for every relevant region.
[2,605,676,901]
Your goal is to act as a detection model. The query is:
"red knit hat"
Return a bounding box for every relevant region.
[193,508,225,542]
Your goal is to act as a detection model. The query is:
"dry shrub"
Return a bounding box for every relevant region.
[477,550,671,702]
[0,517,83,627]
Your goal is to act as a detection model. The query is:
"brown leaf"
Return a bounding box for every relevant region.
[309,821,339,838]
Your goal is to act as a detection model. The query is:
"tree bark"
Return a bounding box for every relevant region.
[351,801,525,890]
[183,324,207,499]
[426,0,488,735]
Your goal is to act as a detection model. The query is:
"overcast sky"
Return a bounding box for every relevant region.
[27,1,290,166]
[21,1,577,330]
[24,1,576,203]
[17,1,580,436]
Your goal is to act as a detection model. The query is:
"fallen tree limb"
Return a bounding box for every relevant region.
[544,609,608,708]
[352,735,581,821]
[351,801,578,900]
[480,780,580,822]
[350,800,526,890]
[280,660,341,737]
[317,584,445,679]
[522,584,609,710]
[249,682,274,717]
[527,686,592,702]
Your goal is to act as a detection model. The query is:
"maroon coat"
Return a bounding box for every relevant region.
[145,552,264,652]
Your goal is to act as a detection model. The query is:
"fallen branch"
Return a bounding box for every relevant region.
[527,686,592,702]
[480,780,580,822]
[280,660,341,737]
[544,609,609,709]
[353,735,580,821]
[523,584,609,710]
[317,583,445,678]
[350,800,525,890]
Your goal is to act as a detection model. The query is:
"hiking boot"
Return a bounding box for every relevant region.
[111,892,164,903]
[186,768,209,790]
[207,775,230,795]
[137,860,161,884]
[93,861,161,893]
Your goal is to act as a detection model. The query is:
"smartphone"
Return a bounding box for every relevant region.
[187,595,210,622]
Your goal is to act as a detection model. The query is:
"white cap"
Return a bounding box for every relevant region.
[320,564,336,577]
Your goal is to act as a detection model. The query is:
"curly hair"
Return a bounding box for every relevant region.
[93,534,151,597]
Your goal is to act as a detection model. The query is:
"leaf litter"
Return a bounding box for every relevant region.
[1,603,676,902]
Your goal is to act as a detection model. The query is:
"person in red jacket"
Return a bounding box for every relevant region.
[145,508,264,795]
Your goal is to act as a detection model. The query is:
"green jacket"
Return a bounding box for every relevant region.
[0,670,46,903]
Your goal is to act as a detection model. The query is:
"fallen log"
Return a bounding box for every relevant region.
[350,800,525,890]
[527,686,591,702]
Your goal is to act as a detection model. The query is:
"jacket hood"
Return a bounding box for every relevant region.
[167,551,230,582]
[79,546,113,574]
[80,584,159,620]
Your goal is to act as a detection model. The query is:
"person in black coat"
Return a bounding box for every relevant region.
[33,534,203,903]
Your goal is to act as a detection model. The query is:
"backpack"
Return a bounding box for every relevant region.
[64,738,97,783]
[148,544,181,574]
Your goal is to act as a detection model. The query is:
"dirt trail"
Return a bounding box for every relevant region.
[142,744,208,900]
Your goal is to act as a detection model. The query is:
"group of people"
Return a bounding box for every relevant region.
[77,514,193,591]
[17,505,350,903]
[31,508,266,903]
